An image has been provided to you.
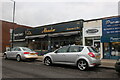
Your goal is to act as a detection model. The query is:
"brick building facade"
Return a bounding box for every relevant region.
[0,20,31,53]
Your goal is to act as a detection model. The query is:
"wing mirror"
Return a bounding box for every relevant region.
[54,51,57,53]
[54,50,58,53]
[6,48,10,51]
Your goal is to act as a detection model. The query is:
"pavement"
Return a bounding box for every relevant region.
[0,53,117,69]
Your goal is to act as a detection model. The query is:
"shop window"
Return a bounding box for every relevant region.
[111,42,120,56]
[85,39,93,46]
[103,43,110,59]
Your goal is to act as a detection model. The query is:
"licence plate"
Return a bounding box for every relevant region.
[30,53,36,55]
[96,55,100,58]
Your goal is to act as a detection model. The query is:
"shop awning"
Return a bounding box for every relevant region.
[14,39,26,42]
[25,34,46,39]
[25,31,80,39]
[49,31,80,37]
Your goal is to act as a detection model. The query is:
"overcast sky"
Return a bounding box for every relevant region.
[1,0,120,27]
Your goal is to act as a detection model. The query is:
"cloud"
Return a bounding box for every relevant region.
[1,1,119,27]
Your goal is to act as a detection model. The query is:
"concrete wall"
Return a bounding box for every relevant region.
[84,20,102,28]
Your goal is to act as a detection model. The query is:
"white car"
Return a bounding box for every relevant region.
[43,45,101,71]
[3,47,38,62]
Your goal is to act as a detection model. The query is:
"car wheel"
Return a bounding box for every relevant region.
[77,59,88,71]
[115,62,120,73]
[16,55,21,62]
[44,57,52,66]
[3,54,8,60]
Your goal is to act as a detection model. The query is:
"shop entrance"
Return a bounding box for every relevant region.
[85,37,100,52]
[93,40,100,52]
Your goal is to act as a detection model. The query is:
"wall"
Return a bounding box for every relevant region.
[84,20,102,28]
[0,20,31,53]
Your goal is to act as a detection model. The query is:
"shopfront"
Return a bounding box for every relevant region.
[13,27,28,47]
[83,19,103,59]
[25,20,83,55]
[101,16,120,59]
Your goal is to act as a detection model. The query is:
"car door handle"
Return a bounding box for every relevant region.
[77,54,79,56]
[62,54,65,56]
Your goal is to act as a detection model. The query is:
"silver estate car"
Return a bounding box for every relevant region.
[3,47,38,62]
[43,45,101,71]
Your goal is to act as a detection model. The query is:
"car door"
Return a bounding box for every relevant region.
[65,46,84,63]
[12,47,22,59]
[10,47,18,58]
[7,48,16,58]
[51,46,69,63]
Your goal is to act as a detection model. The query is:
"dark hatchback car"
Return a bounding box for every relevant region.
[115,59,120,73]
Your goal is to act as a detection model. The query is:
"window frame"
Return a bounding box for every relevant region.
[55,46,69,53]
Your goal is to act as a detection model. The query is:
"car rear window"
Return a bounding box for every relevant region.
[87,47,98,53]
[22,47,32,51]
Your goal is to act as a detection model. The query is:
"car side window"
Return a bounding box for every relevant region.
[56,46,69,53]
[69,46,80,52]
[79,47,84,52]
[15,48,21,51]
[11,48,16,51]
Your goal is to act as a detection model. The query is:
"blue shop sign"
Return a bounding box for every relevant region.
[101,17,120,42]
[102,17,120,35]
[101,35,120,42]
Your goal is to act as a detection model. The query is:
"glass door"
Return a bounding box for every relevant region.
[93,40,100,52]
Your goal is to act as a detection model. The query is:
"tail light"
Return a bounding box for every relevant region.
[35,52,38,55]
[24,52,30,54]
[88,52,95,57]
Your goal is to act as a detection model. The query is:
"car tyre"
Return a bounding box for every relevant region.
[3,54,8,60]
[77,59,88,71]
[115,62,120,73]
[44,57,52,66]
[16,55,21,62]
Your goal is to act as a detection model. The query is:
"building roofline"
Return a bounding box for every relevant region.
[35,19,84,28]
[84,15,120,22]
[0,20,32,28]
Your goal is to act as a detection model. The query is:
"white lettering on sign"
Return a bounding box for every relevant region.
[110,37,120,41]
[106,20,120,25]
[14,33,24,37]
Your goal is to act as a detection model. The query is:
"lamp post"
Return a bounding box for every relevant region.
[11,0,16,48]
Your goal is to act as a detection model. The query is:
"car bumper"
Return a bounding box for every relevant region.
[22,55,38,59]
[89,59,101,67]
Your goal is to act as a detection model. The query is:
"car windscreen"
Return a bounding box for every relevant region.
[22,47,32,52]
[87,47,98,53]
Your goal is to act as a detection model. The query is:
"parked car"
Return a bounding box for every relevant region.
[115,59,120,73]
[3,47,38,62]
[43,45,101,71]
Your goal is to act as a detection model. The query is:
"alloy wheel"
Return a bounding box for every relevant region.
[16,55,21,62]
[44,57,52,66]
[77,60,88,71]
[3,54,7,60]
